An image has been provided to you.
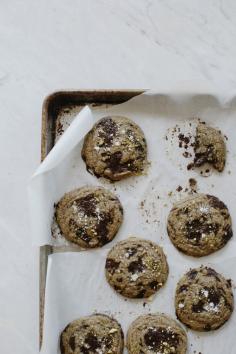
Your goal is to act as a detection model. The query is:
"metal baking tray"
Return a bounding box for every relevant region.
[39,90,143,348]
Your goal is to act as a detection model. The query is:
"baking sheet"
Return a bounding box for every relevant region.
[30,92,236,249]
[32,92,236,353]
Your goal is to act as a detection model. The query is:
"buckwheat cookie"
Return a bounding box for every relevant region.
[56,186,123,248]
[60,314,124,354]
[127,313,187,354]
[167,194,232,257]
[105,237,169,298]
[193,122,226,172]
[175,266,234,331]
[82,116,147,181]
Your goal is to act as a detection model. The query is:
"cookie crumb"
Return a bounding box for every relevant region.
[176,186,183,192]
[189,178,197,193]
[187,163,194,170]
[57,121,64,135]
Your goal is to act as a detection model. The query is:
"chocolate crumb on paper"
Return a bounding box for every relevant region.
[165,119,196,170]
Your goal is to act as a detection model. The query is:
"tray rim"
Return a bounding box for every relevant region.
[41,89,144,161]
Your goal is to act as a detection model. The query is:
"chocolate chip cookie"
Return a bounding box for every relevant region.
[127,313,187,354]
[60,314,124,354]
[82,116,147,181]
[175,266,234,331]
[167,194,232,257]
[56,186,123,248]
[105,237,169,298]
[193,122,226,172]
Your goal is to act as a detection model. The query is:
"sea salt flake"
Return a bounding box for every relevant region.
[203,302,219,312]
[201,289,209,297]
[131,274,139,281]
[200,206,209,213]
[109,328,118,333]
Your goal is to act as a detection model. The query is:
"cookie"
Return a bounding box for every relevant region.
[56,186,123,248]
[167,194,232,257]
[127,313,187,354]
[193,122,226,172]
[105,237,169,298]
[175,266,234,331]
[60,314,124,354]
[82,116,147,181]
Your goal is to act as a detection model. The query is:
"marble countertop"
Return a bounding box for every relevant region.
[1,0,236,352]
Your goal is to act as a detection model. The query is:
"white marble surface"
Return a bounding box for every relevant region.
[1,0,236,353]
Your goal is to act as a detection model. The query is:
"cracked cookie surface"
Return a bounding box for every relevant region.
[56,186,123,248]
[193,122,226,172]
[105,237,168,298]
[127,313,187,354]
[82,116,147,181]
[60,314,124,354]
[167,194,232,257]
[175,266,234,331]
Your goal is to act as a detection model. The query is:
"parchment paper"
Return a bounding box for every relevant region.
[32,92,236,353]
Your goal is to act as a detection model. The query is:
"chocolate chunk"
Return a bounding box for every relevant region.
[84,333,100,351]
[205,268,222,282]
[96,212,111,245]
[136,289,146,298]
[206,195,227,210]
[80,346,89,354]
[144,328,179,351]
[107,151,123,171]
[187,269,198,280]
[76,229,91,243]
[97,117,118,146]
[114,284,122,292]
[136,142,145,153]
[75,194,96,216]
[179,285,188,293]
[207,287,220,305]
[204,324,212,331]
[103,334,113,348]
[185,217,219,244]
[194,140,215,167]
[149,281,158,290]
[68,218,77,229]
[192,300,205,313]
[105,258,120,274]
[223,224,233,242]
[128,257,144,273]
[107,151,136,174]
[125,247,137,258]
